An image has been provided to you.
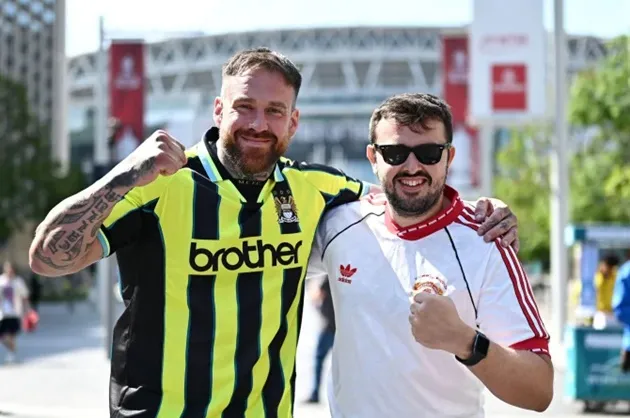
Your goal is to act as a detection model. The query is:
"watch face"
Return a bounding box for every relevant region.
[476,332,490,356]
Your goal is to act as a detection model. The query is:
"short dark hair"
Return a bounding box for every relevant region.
[369,93,453,144]
[603,255,620,267]
[222,47,302,99]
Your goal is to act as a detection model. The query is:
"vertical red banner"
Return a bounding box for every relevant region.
[109,41,145,161]
[442,36,479,189]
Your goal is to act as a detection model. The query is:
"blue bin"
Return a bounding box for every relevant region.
[565,325,630,401]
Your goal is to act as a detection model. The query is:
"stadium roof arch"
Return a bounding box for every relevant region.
[68,26,608,116]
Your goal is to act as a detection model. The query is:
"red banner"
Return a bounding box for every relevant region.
[108,41,145,161]
[442,36,479,189]
[491,63,527,111]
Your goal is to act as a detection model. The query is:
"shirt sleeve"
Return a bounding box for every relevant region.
[97,174,172,258]
[476,243,550,356]
[306,229,328,281]
[298,162,372,210]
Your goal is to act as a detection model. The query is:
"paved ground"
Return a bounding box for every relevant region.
[0,292,627,418]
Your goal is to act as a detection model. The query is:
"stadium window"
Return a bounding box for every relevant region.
[5,34,14,50]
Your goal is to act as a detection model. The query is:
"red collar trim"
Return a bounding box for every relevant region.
[384,185,464,240]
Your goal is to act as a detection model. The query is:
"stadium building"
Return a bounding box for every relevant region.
[67,26,607,193]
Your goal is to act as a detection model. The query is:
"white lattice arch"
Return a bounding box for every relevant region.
[68,26,608,114]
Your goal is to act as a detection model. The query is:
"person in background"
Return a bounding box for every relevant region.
[612,251,630,373]
[305,277,335,404]
[570,254,620,328]
[595,255,620,314]
[0,261,31,364]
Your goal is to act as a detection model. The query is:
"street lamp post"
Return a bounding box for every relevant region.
[550,0,570,344]
[94,16,119,360]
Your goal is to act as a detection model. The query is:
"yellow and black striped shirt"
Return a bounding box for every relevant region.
[98,129,368,418]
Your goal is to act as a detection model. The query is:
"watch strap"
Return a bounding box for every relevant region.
[455,331,489,366]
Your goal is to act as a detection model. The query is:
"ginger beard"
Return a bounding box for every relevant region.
[379,162,449,218]
[221,128,291,177]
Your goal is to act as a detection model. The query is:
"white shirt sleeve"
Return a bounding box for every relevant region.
[476,244,550,355]
[307,229,328,281]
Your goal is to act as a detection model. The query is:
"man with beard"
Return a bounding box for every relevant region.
[29,49,520,417]
[308,93,554,417]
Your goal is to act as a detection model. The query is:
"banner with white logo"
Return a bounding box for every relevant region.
[469,0,547,125]
[108,41,145,161]
[442,36,480,193]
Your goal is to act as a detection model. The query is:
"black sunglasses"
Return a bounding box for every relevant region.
[373,143,451,166]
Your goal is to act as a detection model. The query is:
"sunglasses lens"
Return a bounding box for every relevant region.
[380,146,410,166]
[414,145,444,165]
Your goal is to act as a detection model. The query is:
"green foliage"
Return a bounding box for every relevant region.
[0,75,86,244]
[494,35,630,266]
[494,127,553,264]
[569,34,630,225]
[570,35,630,152]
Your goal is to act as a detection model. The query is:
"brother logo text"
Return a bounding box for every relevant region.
[189,240,303,272]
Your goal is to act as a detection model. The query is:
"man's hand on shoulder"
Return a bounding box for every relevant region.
[472,198,519,252]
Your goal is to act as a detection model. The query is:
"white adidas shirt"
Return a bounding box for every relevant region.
[308,186,549,418]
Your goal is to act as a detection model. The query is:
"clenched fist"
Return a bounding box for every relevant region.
[118,130,188,188]
[408,292,476,359]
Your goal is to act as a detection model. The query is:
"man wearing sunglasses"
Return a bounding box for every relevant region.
[308,93,553,417]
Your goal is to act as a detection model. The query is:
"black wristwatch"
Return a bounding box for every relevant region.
[455,331,490,366]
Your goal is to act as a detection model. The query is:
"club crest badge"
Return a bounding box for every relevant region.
[274,192,298,224]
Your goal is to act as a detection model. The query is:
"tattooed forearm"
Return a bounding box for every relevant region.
[30,182,127,275]
[109,157,155,188]
[30,159,156,276]
[33,247,75,270]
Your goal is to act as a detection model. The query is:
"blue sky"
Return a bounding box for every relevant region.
[66,0,630,57]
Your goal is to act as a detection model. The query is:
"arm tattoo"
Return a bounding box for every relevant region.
[109,158,156,188]
[33,246,74,270]
[33,161,154,272]
[33,185,122,271]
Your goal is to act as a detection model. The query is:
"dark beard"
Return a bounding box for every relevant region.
[384,164,449,218]
[385,182,444,218]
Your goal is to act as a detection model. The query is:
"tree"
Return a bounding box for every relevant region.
[494,127,553,264]
[0,75,86,246]
[570,34,630,223]
[493,35,630,266]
